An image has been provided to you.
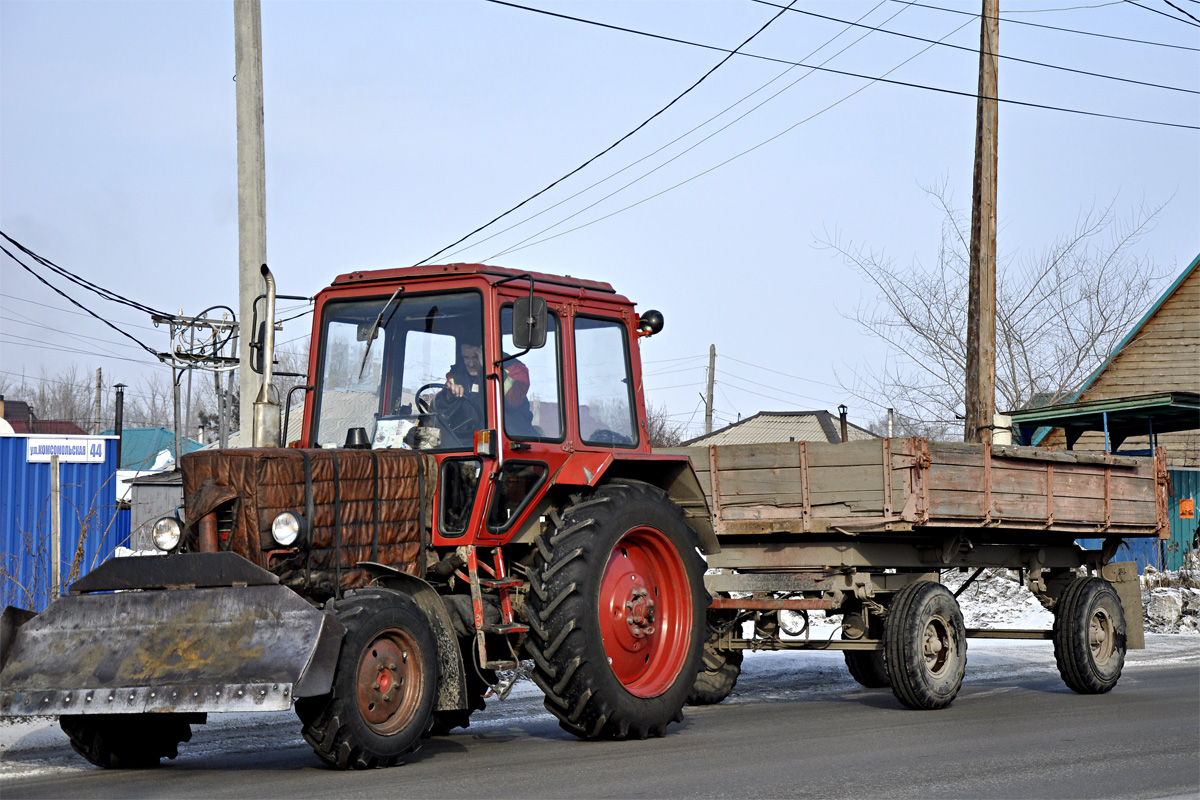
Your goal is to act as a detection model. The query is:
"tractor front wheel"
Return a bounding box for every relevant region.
[60,713,201,769]
[296,589,438,769]
[525,481,708,739]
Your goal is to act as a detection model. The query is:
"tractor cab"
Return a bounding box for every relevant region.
[301,264,664,549]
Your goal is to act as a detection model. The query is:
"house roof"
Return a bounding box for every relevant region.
[1030,253,1200,445]
[0,398,88,435]
[8,419,89,435]
[100,427,204,470]
[682,410,877,447]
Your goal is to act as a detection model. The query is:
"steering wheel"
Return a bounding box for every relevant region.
[414,382,485,445]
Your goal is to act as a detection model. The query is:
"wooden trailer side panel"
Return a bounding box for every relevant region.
[661,439,1166,541]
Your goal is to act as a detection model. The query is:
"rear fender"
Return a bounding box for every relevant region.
[549,454,719,554]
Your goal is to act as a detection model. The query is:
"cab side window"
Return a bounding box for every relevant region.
[500,306,562,440]
[574,316,637,447]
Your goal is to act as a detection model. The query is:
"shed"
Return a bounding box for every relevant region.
[0,433,126,612]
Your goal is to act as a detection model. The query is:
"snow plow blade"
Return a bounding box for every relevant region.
[0,553,345,717]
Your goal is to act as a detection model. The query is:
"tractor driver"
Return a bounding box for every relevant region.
[442,343,535,437]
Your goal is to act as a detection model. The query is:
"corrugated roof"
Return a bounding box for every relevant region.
[100,427,204,470]
[682,411,877,447]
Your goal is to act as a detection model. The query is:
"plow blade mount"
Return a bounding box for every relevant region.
[0,553,345,717]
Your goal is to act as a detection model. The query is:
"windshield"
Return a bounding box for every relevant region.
[312,290,484,450]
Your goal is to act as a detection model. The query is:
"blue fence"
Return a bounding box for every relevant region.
[1,434,126,612]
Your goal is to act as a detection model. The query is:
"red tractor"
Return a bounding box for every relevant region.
[0,264,717,769]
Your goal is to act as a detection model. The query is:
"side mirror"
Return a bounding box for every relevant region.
[512,296,548,350]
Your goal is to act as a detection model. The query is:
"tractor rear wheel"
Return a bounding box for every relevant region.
[1053,576,1126,694]
[525,480,708,739]
[884,581,966,710]
[60,713,200,769]
[296,589,438,769]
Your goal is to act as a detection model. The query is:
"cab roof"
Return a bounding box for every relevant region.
[330,264,621,298]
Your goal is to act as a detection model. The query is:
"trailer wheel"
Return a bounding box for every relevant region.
[842,606,889,688]
[884,581,966,710]
[296,589,438,769]
[60,713,198,769]
[687,646,742,706]
[1053,576,1126,694]
[525,480,708,739]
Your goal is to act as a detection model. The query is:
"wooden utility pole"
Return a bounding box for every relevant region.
[705,345,716,435]
[235,0,267,442]
[91,368,102,435]
[965,0,999,444]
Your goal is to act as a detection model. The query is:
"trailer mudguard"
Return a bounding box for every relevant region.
[0,553,344,718]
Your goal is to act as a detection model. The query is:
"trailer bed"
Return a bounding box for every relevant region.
[663,438,1168,541]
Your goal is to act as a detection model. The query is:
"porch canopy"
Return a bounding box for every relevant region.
[1007,391,1200,452]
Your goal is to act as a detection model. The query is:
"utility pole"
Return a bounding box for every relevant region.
[704,344,716,435]
[965,0,999,444]
[235,0,267,442]
[92,368,102,435]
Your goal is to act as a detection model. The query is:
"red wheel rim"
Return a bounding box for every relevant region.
[355,628,424,735]
[598,526,693,697]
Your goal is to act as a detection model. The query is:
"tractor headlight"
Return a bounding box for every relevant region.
[151,516,182,552]
[271,511,305,547]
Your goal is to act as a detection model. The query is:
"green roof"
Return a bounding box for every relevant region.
[99,426,204,470]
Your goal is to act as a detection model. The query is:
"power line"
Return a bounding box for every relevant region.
[440,0,899,263]
[484,0,923,262]
[889,1,1200,51]
[489,1,1197,130]
[413,0,798,266]
[1,309,145,359]
[1124,0,1200,25]
[1,243,163,360]
[1162,0,1200,23]
[489,12,977,257]
[0,231,169,318]
[1,335,162,366]
[752,0,1198,94]
[3,295,164,333]
[722,354,844,390]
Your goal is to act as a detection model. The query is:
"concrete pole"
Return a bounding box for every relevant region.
[965,0,999,444]
[704,345,716,435]
[50,454,61,601]
[235,0,267,443]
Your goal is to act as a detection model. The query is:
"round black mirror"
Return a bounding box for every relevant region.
[638,310,664,336]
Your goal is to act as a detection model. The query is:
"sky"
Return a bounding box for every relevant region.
[1,0,1197,439]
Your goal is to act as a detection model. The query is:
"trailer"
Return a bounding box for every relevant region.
[0,264,1169,770]
[661,437,1165,707]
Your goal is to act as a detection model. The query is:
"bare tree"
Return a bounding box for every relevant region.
[820,186,1170,439]
[645,402,688,448]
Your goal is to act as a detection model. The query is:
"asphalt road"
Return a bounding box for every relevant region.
[2,639,1197,799]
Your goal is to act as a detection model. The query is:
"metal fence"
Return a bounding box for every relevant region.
[1,434,126,612]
